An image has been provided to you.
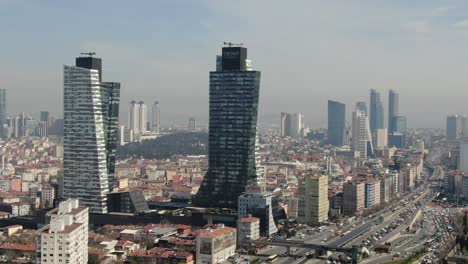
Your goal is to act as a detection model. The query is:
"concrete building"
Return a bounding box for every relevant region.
[342,181,365,216]
[352,106,373,158]
[196,225,236,264]
[238,186,278,237]
[237,216,260,247]
[36,199,89,264]
[281,112,304,138]
[380,176,391,203]
[364,179,381,208]
[40,186,55,208]
[298,174,329,223]
[374,128,388,150]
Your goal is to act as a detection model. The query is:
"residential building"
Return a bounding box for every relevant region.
[342,181,365,216]
[196,225,236,264]
[237,216,260,247]
[298,174,329,223]
[364,179,381,208]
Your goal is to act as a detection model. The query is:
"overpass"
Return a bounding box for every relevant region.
[247,239,361,264]
[328,223,372,247]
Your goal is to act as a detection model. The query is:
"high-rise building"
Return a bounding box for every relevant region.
[369,89,384,133]
[152,101,160,133]
[356,102,368,116]
[63,55,119,214]
[352,105,373,158]
[101,82,120,192]
[0,89,6,125]
[393,115,407,146]
[280,112,303,138]
[35,121,48,138]
[76,55,102,82]
[36,199,89,264]
[138,101,147,134]
[129,101,140,135]
[388,90,399,133]
[40,111,50,123]
[327,100,346,146]
[238,186,278,236]
[195,44,261,208]
[188,117,196,132]
[459,142,468,174]
[298,174,329,223]
[447,115,463,140]
[365,179,381,208]
[374,128,388,150]
[342,181,365,216]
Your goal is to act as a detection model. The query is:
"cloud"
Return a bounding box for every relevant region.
[452,19,468,29]
[430,6,453,17]
[401,20,432,33]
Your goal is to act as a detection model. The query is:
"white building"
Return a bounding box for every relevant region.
[238,187,278,237]
[375,128,388,150]
[237,216,260,247]
[152,101,160,133]
[352,107,373,158]
[36,199,89,264]
[196,224,236,264]
[138,101,147,133]
[129,101,140,135]
[63,64,109,214]
[40,186,55,208]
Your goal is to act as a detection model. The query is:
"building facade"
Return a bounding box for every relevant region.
[328,100,346,146]
[152,101,160,133]
[342,181,365,216]
[195,45,261,208]
[238,187,278,237]
[369,89,384,134]
[352,107,373,158]
[196,225,236,264]
[298,174,329,223]
[388,90,399,134]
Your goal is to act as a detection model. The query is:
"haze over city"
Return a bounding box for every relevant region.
[2,0,468,127]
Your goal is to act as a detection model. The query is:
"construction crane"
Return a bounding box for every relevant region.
[223,42,244,47]
[80,52,96,57]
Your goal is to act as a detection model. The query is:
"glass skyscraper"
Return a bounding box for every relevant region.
[369,89,384,133]
[388,90,399,133]
[328,100,346,146]
[0,89,6,125]
[63,55,120,213]
[195,45,261,208]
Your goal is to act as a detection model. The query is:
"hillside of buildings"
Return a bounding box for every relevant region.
[116,132,208,159]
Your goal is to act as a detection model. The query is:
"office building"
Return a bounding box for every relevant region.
[375,128,388,150]
[107,190,149,214]
[129,101,140,135]
[364,179,381,208]
[40,111,49,123]
[238,186,278,236]
[152,101,160,133]
[280,112,303,138]
[342,181,365,216]
[195,44,261,208]
[352,105,373,158]
[237,216,260,247]
[63,55,119,214]
[392,116,407,147]
[327,100,346,146]
[298,174,329,223]
[36,199,89,264]
[76,55,102,81]
[447,115,463,140]
[388,90,399,133]
[369,89,384,134]
[188,117,196,132]
[356,102,368,116]
[196,224,236,264]
[0,89,5,124]
[138,101,147,133]
[35,121,48,138]
[459,142,468,174]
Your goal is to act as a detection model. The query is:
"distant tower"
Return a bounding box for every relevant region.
[189,117,196,132]
[129,101,139,134]
[352,104,373,158]
[388,90,399,133]
[369,89,384,133]
[40,111,50,123]
[328,100,346,146]
[152,101,160,133]
[0,89,6,124]
[138,101,147,134]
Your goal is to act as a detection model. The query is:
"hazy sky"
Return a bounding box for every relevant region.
[2,0,468,128]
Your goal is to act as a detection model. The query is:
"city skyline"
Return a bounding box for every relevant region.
[3,1,468,128]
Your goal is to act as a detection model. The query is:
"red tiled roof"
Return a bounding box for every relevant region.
[0,243,35,251]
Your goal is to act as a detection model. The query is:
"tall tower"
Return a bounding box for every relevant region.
[0,89,6,124]
[188,117,196,132]
[138,101,147,133]
[369,89,384,133]
[152,101,160,133]
[195,44,261,208]
[352,104,373,158]
[63,54,119,213]
[129,101,139,134]
[327,100,346,146]
[388,90,399,133]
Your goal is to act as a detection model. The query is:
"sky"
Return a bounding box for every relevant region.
[2,0,468,128]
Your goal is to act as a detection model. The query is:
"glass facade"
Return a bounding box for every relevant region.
[370,89,384,133]
[195,46,261,208]
[328,100,345,146]
[388,90,399,133]
[0,89,6,125]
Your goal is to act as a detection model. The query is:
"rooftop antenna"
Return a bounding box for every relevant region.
[80,52,96,57]
[223,42,244,47]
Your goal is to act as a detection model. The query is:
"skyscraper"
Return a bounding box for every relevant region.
[63,54,119,214]
[188,117,196,132]
[40,111,50,123]
[152,101,160,133]
[0,89,6,124]
[388,90,399,133]
[356,102,368,116]
[327,100,346,146]
[369,89,384,133]
[447,115,462,140]
[280,112,303,137]
[195,44,261,208]
[138,101,147,133]
[129,100,139,135]
[352,104,373,158]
